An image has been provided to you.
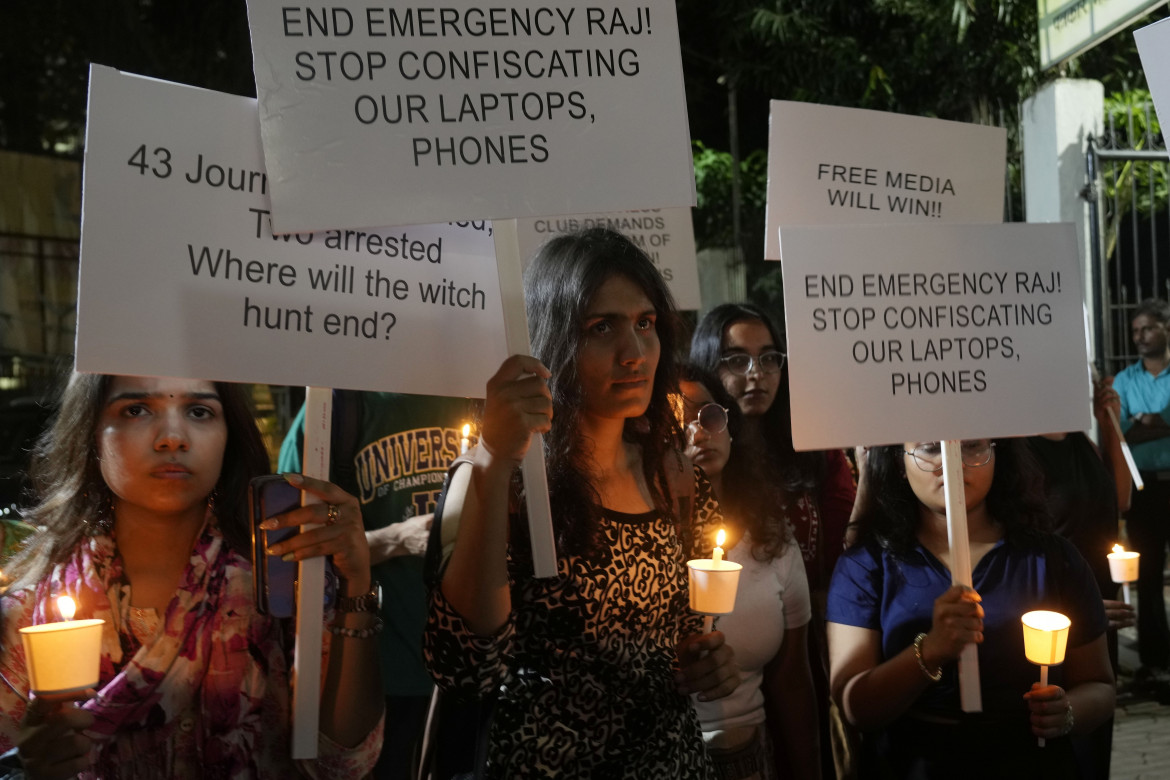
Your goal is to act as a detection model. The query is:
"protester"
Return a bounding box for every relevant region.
[1026,376,1134,780]
[424,228,738,779]
[280,390,475,780]
[1112,298,1170,689]
[828,438,1115,777]
[690,303,857,594]
[678,365,819,780]
[691,302,855,778]
[0,373,383,778]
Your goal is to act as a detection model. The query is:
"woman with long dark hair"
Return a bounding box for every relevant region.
[691,303,856,590]
[0,373,383,777]
[678,365,819,780]
[424,228,738,779]
[827,438,1115,778]
[691,302,855,777]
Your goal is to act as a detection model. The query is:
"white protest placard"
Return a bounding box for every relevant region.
[764,101,1006,260]
[246,1,695,233]
[1135,17,1170,126]
[76,66,507,398]
[514,208,700,309]
[779,222,1091,451]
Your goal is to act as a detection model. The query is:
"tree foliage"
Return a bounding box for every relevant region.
[0,1,254,155]
[678,0,1163,311]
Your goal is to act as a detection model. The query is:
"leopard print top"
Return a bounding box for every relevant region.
[425,467,723,779]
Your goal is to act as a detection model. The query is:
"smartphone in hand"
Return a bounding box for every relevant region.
[249,474,301,618]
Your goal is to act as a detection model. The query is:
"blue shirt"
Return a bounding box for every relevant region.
[1114,359,1170,470]
[827,535,1106,718]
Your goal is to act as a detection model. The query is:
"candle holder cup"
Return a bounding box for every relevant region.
[19,619,105,700]
[1108,548,1140,606]
[1021,610,1071,748]
[687,559,743,633]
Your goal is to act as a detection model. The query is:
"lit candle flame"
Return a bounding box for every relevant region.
[1112,544,1125,554]
[462,423,471,437]
[716,528,726,548]
[56,596,76,621]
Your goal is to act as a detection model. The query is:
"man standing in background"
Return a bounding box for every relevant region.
[1114,298,1170,691]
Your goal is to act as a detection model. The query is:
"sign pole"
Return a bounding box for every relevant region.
[291,385,330,757]
[491,219,558,578]
[941,439,982,712]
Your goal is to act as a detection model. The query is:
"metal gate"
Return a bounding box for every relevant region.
[1085,102,1169,377]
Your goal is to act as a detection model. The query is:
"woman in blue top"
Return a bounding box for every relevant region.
[826,438,1115,779]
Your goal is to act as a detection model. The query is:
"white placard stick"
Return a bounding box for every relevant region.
[491,220,558,579]
[941,440,982,712]
[291,386,330,757]
[1109,409,1145,492]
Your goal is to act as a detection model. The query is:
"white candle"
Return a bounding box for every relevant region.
[460,423,471,454]
[712,528,725,564]
[1021,609,1071,748]
[19,596,105,699]
[1108,544,1140,583]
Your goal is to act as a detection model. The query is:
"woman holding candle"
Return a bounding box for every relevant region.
[423,228,738,779]
[827,438,1115,777]
[0,373,383,778]
[677,366,820,780]
[690,303,856,779]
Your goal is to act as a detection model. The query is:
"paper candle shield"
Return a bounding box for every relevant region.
[687,559,743,615]
[19,619,105,697]
[1108,550,1139,583]
[1021,610,1071,666]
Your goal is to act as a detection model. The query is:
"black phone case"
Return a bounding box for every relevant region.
[249,474,301,618]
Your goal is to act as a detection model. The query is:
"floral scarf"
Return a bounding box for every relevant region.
[29,522,284,778]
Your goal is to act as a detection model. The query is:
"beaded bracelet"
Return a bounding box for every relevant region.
[913,632,943,682]
[327,616,384,640]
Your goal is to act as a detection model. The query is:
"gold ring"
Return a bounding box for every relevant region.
[325,504,340,525]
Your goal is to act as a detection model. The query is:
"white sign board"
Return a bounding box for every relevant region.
[246,1,695,233]
[77,66,507,398]
[764,101,1006,260]
[1135,17,1170,126]
[514,208,700,309]
[1040,0,1168,70]
[780,222,1091,450]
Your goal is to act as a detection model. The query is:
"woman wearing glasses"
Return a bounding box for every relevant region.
[691,303,857,597]
[827,439,1115,778]
[678,366,820,780]
[692,303,855,778]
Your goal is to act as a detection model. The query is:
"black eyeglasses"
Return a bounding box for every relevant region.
[903,440,995,472]
[719,351,786,376]
[687,403,729,435]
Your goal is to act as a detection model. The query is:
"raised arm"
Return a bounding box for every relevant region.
[829,584,983,730]
[440,355,552,636]
[269,473,383,748]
